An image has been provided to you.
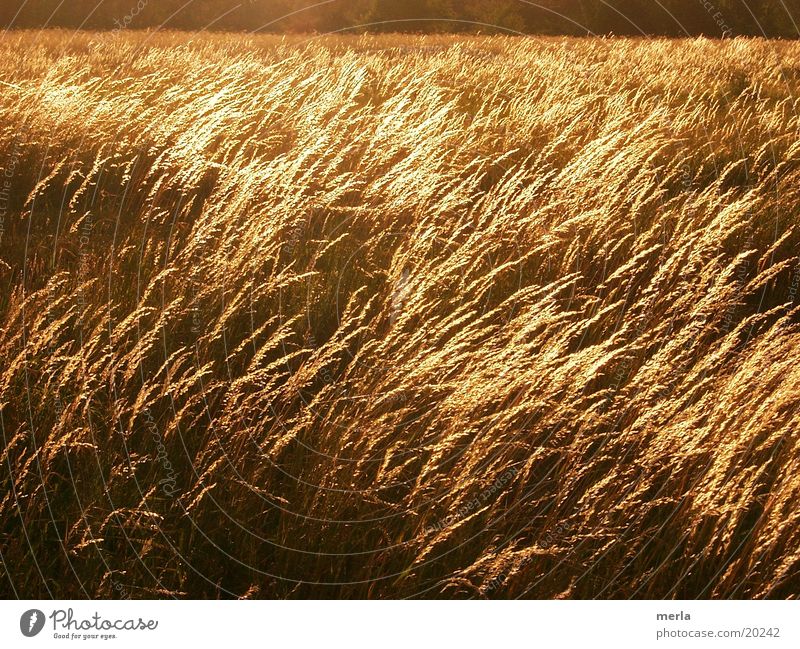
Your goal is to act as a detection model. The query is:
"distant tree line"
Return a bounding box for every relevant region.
[1,1,798,37]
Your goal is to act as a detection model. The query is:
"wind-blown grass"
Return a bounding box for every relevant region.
[1,31,800,598]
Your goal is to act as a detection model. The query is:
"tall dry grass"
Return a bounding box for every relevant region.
[1,31,800,598]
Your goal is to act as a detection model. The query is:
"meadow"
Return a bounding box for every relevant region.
[1,30,800,598]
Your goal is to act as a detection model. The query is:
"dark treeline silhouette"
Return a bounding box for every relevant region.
[1,1,798,37]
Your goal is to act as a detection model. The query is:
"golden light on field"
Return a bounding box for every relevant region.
[0,30,799,599]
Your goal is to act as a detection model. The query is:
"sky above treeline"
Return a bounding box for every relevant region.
[1,1,797,37]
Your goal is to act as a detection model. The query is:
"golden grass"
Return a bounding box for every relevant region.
[1,31,800,599]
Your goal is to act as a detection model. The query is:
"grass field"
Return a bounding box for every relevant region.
[1,31,800,599]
